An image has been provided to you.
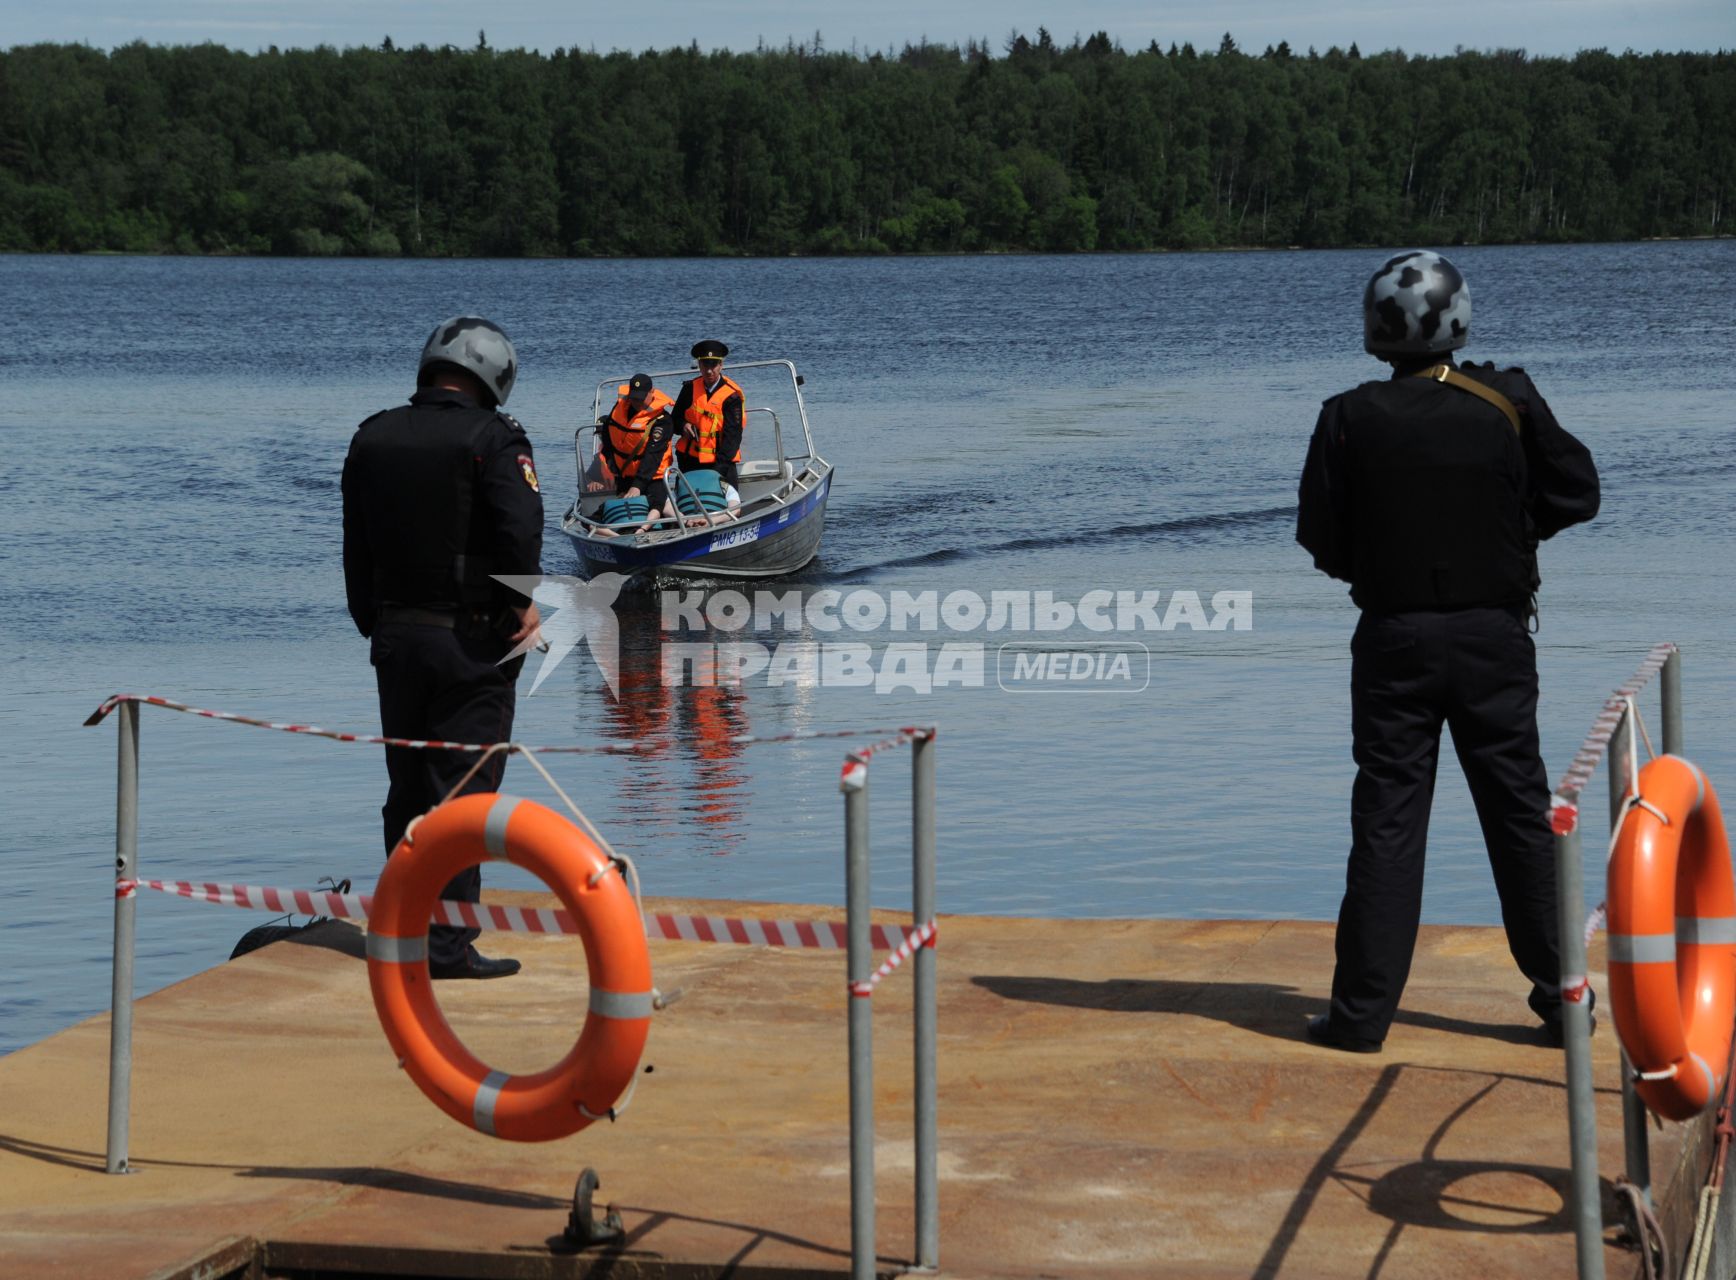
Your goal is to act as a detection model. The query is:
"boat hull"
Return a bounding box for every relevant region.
[566,469,831,580]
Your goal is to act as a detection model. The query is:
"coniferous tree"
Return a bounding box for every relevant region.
[0,37,1725,255]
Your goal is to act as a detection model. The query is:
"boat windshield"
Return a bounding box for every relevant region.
[571,358,825,540]
[586,358,816,471]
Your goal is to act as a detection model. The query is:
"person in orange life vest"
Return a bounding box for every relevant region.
[589,372,678,536]
[669,339,744,491]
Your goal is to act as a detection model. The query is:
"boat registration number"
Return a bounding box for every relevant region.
[710,524,761,551]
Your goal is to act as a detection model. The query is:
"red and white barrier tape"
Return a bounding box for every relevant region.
[123,878,567,932]
[1551,645,1675,998]
[850,920,939,997]
[1570,901,1605,1009]
[122,877,933,953]
[86,694,637,755]
[86,693,931,760]
[1551,643,1676,821]
[840,726,933,791]
[646,911,922,951]
[750,724,931,751]
[1584,901,1607,949]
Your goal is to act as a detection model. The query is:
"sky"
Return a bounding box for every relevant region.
[4,0,1732,58]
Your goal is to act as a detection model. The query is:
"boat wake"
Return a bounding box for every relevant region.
[832,504,1296,580]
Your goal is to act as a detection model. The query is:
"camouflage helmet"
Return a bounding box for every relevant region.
[418,316,518,406]
[1362,250,1471,357]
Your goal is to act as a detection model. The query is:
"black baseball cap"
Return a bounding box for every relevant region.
[627,373,654,397]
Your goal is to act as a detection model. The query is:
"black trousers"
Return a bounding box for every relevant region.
[371,618,519,966]
[1331,605,1562,1041]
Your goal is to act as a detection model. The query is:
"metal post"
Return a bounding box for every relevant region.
[1607,708,1650,1209]
[106,701,139,1175]
[843,758,875,1280]
[1556,816,1606,1280]
[1661,648,1683,757]
[911,731,939,1272]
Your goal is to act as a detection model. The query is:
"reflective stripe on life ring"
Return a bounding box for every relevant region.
[365,793,653,1142]
[1607,755,1736,1122]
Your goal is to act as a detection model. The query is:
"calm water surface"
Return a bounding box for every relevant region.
[3,243,1733,1054]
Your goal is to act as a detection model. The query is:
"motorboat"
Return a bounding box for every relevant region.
[560,358,832,579]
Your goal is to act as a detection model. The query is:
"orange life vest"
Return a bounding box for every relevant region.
[605,387,675,481]
[676,374,742,467]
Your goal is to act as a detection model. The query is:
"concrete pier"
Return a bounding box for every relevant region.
[0,895,1696,1278]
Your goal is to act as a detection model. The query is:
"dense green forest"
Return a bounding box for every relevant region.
[1,31,1730,256]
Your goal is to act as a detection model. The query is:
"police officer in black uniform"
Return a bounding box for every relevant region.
[342,316,544,979]
[1297,251,1600,1051]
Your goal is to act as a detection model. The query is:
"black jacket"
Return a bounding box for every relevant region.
[342,388,544,637]
[1297,360,1599,611]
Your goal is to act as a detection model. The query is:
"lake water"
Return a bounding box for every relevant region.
[3,242,1734,1056]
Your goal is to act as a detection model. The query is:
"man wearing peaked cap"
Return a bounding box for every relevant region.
[670,339,744,490]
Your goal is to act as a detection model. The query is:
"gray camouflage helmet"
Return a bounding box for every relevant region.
[418,316,518,406]
[1362,250,1471,356]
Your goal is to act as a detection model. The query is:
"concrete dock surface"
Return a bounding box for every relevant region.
[0,896,1697,1278]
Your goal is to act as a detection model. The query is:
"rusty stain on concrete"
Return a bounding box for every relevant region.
[0,894,1688,1277]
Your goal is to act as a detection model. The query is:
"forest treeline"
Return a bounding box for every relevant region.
[2,31,1731,256]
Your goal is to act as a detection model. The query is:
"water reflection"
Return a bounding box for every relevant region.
[602,605,750,855]
[678,660,752,846]
[601,606,676,814]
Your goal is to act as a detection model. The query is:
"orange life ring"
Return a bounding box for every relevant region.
[1607,755,1736,1121]
[365,793,653,1141]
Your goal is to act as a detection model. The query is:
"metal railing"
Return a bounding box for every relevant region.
[1553,642,1683,1280]
[841,729,940,1278]
[106,700,139,1175]
[92,694,941,1276]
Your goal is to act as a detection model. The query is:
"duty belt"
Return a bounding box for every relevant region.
[376,605,459,628]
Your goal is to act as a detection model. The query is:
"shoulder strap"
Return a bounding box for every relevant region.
[1413,364,1521,435]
